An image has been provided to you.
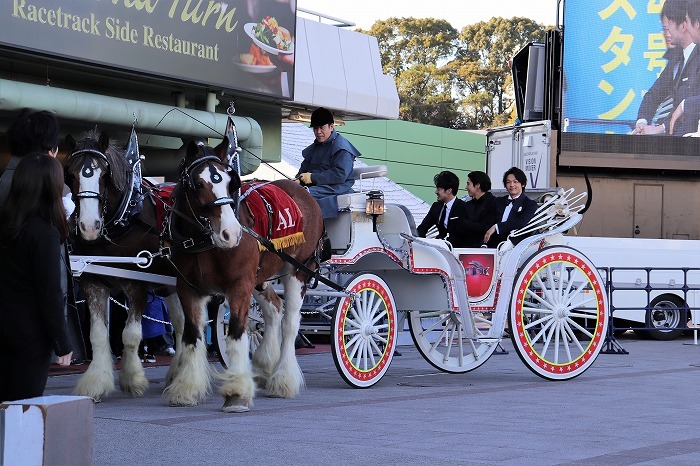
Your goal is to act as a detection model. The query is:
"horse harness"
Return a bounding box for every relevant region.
[166,158,341,291]
[67,145,145,242]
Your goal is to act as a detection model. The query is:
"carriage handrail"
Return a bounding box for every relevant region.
[509,187,587,240]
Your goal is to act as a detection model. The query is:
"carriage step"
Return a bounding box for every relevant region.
[475,338,501,344]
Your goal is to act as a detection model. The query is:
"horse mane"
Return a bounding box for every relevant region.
[66,128,132,191]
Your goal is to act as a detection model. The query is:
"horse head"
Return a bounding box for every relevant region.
[64,129,131,241]
[178,138,243,249]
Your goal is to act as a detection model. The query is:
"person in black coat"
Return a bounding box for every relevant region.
[450,170,498,248]
[484,167,538,248]
[0,154,72,402]
[416,171,471,247]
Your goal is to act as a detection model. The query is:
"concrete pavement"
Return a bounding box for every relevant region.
[45,332,700,465]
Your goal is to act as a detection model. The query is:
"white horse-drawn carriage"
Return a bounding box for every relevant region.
[210,164,608,387]
[66,120,607,411]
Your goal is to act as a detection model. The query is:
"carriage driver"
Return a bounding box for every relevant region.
[295,107,361,219]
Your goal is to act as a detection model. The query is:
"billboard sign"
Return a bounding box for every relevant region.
[561,0,700,169]
[0,0,297,99]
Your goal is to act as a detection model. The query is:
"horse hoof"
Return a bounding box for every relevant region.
[222,395,251,413]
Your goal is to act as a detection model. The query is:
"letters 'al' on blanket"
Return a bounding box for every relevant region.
[242,182,305,251]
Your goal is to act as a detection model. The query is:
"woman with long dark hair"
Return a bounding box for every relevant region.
[0,153,72,401]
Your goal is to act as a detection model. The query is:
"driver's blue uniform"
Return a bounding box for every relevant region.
[298,130,360,219]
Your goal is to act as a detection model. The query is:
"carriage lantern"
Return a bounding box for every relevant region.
[365,190,384,232]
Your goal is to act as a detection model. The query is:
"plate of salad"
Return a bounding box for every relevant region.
[244,17,293,55]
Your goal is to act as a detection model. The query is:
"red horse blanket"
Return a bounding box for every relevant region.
[242,182,305,250]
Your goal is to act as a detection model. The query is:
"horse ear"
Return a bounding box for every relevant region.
[65,135,76,154]
[98,132,110,154]
[213,137,228,162]
[186,140,200,160]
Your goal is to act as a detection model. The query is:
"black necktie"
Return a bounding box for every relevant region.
[507,198,514,205]
[438,204,447,228]
[675,54,685,87]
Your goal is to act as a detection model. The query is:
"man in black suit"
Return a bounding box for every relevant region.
[450,171,498,248]
[633,0,685,134]
[643,0,700,135]
[669,0,700,134]
[417,171,471,247]
[484,167,538,248]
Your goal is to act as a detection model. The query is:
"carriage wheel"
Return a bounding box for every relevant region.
[213,297,263,369]
[408,305,499,373]
[509,246,608,380]
[331,273,398,388]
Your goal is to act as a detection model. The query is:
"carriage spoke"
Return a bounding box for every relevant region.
[429,324,451,353]
[522,306,554,314]
[562,279,588,307]
[534,318,556,347]
[567,310,598,320]
[524,314,554,330]
[525,288,556,310]
[554,322,560,364]
[371,309,388,326]
[562,321,583,361]
[364,291,376,320]
[369,339,382,361]
[535,268,557,306]
[560,323,574,361]
[347,334,362,361]
[443,323,456,363]
[567,317,594,339]
[420,314,450,336]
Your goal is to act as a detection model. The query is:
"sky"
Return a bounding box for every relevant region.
[295,0,560,31]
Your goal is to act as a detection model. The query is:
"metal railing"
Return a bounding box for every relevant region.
[599,266,700,354]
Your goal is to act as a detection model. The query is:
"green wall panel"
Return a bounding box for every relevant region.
[339,120,486,204]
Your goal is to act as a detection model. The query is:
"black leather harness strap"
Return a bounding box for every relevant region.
[241,225,344,292]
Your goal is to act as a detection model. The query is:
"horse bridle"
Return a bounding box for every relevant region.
[69,148,111,202]
[67,145,142,239]
[180,155,239,212]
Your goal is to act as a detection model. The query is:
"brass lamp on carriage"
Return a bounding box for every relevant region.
[365,190,384,232]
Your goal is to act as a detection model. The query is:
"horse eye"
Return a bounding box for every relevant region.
[195,181,204,190]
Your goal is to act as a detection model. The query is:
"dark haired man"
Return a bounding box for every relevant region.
[416,170,471,247]
[295,107,361,219]
[451,171,498,248]
[484,167,538,247]
[633,0,687,134]
[0,109,61,204]
[669,0,700,134]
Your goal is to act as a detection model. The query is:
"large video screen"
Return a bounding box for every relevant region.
[561,0,700,170]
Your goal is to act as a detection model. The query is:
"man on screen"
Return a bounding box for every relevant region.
[636,0,698,135]
[669,0,700,135]
[633,0,685,134]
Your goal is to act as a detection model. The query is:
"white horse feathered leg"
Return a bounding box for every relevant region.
[251,286,282,388]
[219,332,256,412]
[267,273,305,398]
[164,296,211,406]
[118,313,149,396]
[74,284,115,400]
[163,292,185,387]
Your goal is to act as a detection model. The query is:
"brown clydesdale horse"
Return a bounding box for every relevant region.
[64,129,183,401]
[164,139,324,412]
